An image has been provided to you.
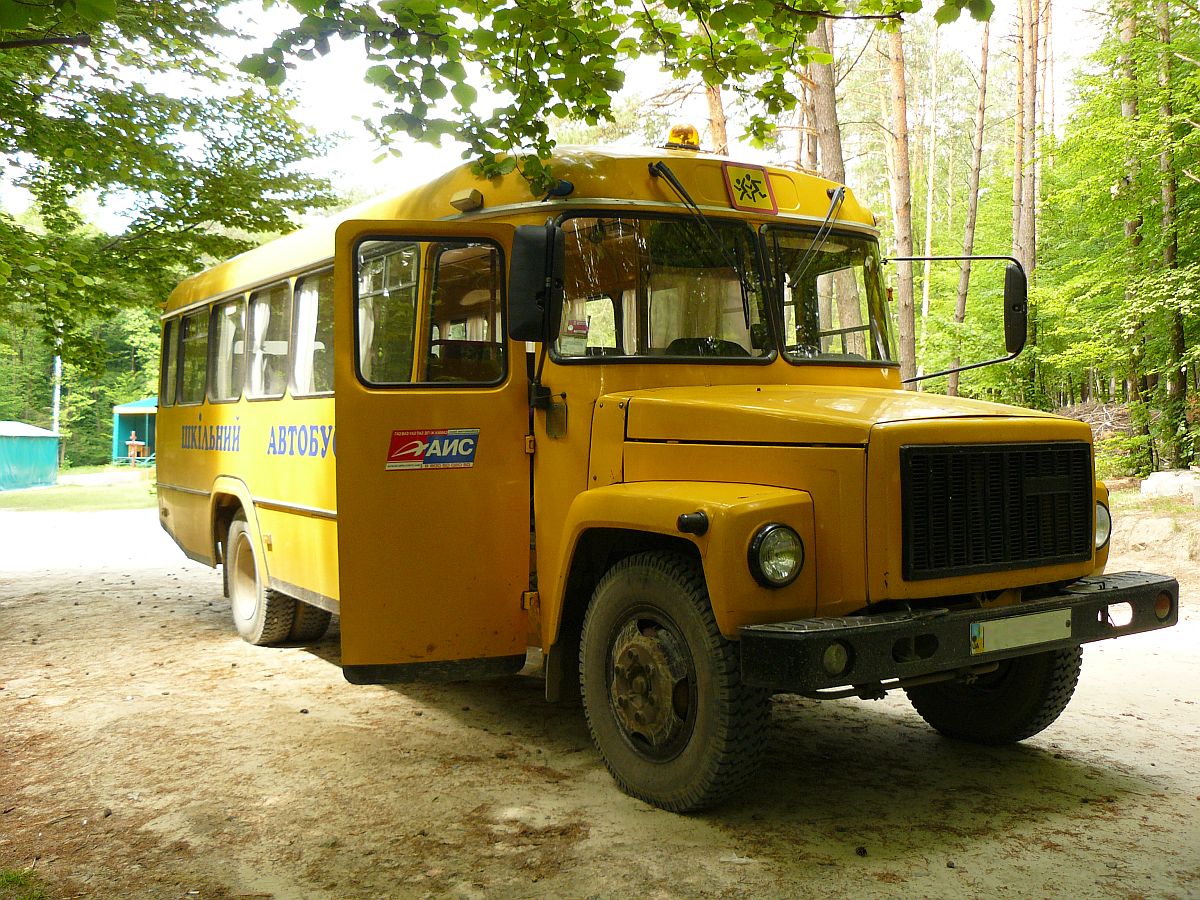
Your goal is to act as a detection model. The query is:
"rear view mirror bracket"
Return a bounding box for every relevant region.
[883,254,1028,385]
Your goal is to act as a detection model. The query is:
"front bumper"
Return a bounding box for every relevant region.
[739,571,1179,695]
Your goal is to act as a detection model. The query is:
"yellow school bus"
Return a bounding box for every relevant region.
[157,127,1178,812]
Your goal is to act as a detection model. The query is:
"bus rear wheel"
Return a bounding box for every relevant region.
[579,551,770,812]
[289,602,332,643]
[227,514,295,646]
[905,646,1083,744]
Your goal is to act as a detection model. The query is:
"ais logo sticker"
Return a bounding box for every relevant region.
[386,428,480,470]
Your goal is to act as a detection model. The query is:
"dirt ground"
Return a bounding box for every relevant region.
[1,496,1197,899]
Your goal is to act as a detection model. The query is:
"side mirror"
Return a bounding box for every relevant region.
[1003,262,1028,355]
[887,253,1030,384]
[509,224,564,343]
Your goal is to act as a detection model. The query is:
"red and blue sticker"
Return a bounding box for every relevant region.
[386,428,480,470]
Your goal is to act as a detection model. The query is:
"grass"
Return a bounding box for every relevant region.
[0,480,156,512]
[1109,486,1200,531]
[0,868,50,900]
[59,463,117,475]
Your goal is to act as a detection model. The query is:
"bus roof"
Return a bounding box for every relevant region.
[163,145,876,315]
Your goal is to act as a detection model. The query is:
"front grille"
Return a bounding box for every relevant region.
[900,442,1093,581]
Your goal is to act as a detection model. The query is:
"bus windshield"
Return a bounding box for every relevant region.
[762,226,896,364]
[555,215,770,360]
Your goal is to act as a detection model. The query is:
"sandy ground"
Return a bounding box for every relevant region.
[0,501,1197,899]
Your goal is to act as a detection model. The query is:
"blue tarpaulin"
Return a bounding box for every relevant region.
[0,422,60,491]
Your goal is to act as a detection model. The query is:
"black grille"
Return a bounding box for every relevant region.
[900,442,1093,581]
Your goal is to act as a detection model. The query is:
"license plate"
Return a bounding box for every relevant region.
[970,609,1073,655]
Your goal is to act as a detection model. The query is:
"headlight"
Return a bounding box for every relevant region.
[1095,501,1112,550]
[749,524,804,588]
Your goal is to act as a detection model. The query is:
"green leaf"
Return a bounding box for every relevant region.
[451,82,477,107]
[966,0,995,20]
[440,60,467,81]
[933,2,963,24]
[366,65,394,86]
[74,0,118,26]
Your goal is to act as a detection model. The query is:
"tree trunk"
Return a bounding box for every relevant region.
[1018,0,1039,274]
[887,28,917,384]
[1157,0,1191,467]
[1012,4,1026,258]
[916,29,939,386]
[949,22,990,398]
[809,20,863,351]
[1120,8,1154,472]
[809,20,846,183]
[706,84,729,155]
[804,79,819,170]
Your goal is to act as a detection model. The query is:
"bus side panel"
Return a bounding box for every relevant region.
[157,396,338,600]
[255,507,339,603]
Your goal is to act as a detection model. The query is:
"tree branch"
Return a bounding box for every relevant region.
[774,2,903,20]
[0,33,90,50]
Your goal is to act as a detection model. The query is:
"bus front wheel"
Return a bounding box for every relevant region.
[579,551,770,812]
[227,514,295,646]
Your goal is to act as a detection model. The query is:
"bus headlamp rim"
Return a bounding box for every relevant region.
[748,523,803,589]
[1095,501,1112,550]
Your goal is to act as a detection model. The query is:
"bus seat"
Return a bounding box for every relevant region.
[427,340,503,382]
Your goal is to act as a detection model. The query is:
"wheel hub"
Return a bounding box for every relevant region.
[609,619,690,750]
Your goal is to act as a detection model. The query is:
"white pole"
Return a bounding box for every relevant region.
[52,353,61,434]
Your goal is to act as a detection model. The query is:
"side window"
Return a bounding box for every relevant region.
[357,241,419,384]
[210,297,246,402]
[558,296,618,356]
[247,282,291,398]
[160,318,178,407]
[421,242,504,384]
[179,309,209,405]
[293,269,334,396]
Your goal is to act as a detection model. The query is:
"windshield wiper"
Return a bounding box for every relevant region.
[649,160,753,328]
[787,186,846,289]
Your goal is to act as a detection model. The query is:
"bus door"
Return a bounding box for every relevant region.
[333,220,529,682]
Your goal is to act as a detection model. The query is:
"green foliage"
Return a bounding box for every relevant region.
[248,0,949,194]
[0,0,335,369]
[1032,0,1199,467]
[1,0,336,461]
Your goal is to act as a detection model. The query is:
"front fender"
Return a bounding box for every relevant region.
[546,481,817,640]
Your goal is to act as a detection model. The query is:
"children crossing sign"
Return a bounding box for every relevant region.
[721,163,778,214]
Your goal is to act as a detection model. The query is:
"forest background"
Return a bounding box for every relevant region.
[1,0,1196,473]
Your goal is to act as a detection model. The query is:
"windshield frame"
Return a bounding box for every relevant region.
[760,223,898,369]
[547,209,776,367]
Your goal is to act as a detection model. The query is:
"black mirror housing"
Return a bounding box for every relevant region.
[1003,262,1028,355]
[509,224,564,343]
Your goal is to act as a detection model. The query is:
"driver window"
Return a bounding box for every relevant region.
[420,242,505,384]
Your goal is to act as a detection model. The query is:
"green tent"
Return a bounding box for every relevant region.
[0,422,60,491]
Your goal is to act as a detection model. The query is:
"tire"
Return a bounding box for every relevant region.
[227,515,295,646]
[905,646,1083,745]
[289,602,332,643]
[579,551,770,812]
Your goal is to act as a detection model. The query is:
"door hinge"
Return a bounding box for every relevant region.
[525,435,536,455]
[521,590,540,611]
